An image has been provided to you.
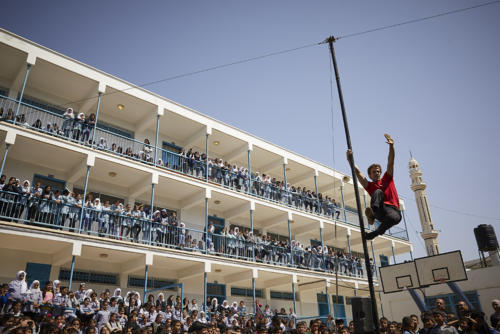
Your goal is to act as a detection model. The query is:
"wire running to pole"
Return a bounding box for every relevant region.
[335,0,500,40]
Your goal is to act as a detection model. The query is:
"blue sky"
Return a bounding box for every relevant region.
[3,0,499,261]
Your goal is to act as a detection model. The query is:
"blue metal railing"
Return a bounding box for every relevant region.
[0,94,408,241]
[0,189,378,278]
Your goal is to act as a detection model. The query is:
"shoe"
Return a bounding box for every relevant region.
[365,207,375,225]
[365,231,376,241]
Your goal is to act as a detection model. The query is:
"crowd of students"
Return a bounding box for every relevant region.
[1,272,499,334]
[1,105,345,224]
[0,173,371,277]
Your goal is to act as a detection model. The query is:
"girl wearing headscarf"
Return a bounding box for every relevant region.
[113,288,123,303]
[75,283,86,302]
[156,293,166,312]
[24,280,42,314]
[73,112,85,141]
[62,107,75,138]
[8,271,27,303]
[52,280,61,295]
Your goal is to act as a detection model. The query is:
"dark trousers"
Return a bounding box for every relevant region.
[366,189,402,239]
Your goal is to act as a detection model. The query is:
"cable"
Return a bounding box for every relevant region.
[335,0,500,40]
[56,1,500,110]
[58,41,322,108]
[400,193,500,221]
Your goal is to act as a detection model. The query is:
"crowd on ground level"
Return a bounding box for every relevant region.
[0,173,373,277]
[1,105,345,222]
[1,272,499,334]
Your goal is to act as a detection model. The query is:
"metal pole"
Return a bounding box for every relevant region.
[203,272,207,312]
[347,233,352,255]
[288,219,294,267]
[0,144,10,177]
[379,292,385,317]
[292,282,297,324]
[205,133,209,182]
[401,209,410,241]
[252,277,256,320]
[320,227,326,271]
[326,37,380,333]
[180,283,184,306]
[447,282,475,310]
[314,174,320,214]
[154,114,160,166]
[68,255,76,291]
[408,288,427,313]
[325,284,331,316]
[91,92,102,148]
[13,64,31,125]
[391,244,397,264]
[340,184,347,222]
[250,209,255,261]
[149,183,155,245]
[205,197,208,253]
[247,149,251,192]
[370,241,378,279]
[78,166,91,233]
[143,265,148,304]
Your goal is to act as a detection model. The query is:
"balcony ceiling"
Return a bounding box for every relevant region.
[0,44,27,86]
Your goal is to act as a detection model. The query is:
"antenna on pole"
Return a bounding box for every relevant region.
[325,35,381,334]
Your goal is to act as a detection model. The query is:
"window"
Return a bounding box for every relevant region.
[270,291,296,301]
[128,276,176,289]
[59,269,118,285]
[33,174,66,192]
[0,88,7,97]
[379,255,389,267]
[231,287,263,298]
[425,291,481,313]
[208,216,225,234]
[207,283,226,305]
[73,188,124,205]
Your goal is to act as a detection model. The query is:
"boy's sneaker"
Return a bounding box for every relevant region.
[365,207,375,225]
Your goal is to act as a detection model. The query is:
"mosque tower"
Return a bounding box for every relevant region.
[409,156,440,256]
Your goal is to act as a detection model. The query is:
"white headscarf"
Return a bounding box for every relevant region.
[8,271,27,300]
[29,280,40,291]
[52,279,60,294]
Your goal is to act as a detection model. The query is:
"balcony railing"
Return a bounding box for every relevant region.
[0,95,409,241]
[0,190,379,279]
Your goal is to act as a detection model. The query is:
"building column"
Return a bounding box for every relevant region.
[346,228,352,256]
[250,201,255,261]
[68,242,82,291]
[292,274,297,323]
[340,182,347,222]
[204,189,211,252]
[142,253,154,304]
[314,169,320,214]
[287,212,294,267]
[154,106,163,166]
[91,84,106,147]
[252,269,258,320]
[78,154,95,233]
[401,202,410,241]
[205,126,211,182]
[283,156,288,190]
[247,143,253,193]
[203,262,211,312]
[14,61,34,124]
[325,280,331,316]
[319,221,326,271]
[391,241,397,264]
[149,173,159,244]
[353,281,358,297]
[0,132,16,177]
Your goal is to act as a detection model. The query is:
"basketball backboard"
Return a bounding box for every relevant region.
[379,261,420,294]
[414,250,467,287]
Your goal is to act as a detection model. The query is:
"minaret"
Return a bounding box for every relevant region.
[409,156,440,256]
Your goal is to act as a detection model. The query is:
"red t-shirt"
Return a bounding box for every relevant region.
[364,172,400,209]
